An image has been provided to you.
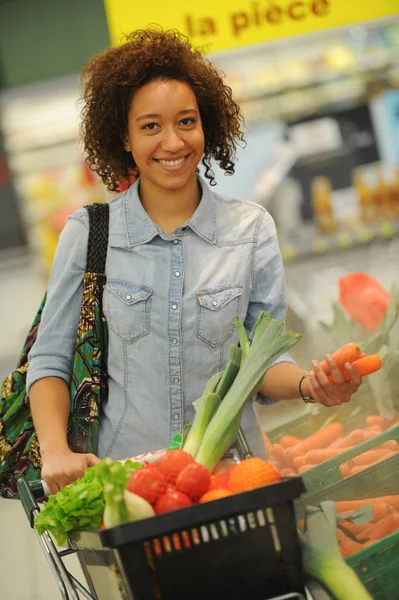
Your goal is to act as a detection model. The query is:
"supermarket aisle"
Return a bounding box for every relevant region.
[0,255,84,599]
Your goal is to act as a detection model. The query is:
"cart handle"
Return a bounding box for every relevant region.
[18,478,42,527]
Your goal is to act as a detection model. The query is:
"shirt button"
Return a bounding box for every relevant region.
[173,377,180,384]
[173,413,180,420]
[175,271,181,277]
[172,338,178,344]
[212,300,218,307]
[126,295,132,300]
[172,304,178,310]
[173,239,179,244]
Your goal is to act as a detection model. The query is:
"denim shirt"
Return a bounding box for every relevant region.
[27,177,295,460]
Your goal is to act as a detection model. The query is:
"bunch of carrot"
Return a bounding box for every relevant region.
[316,341,382,382]
[267,415,399,478]
[297,495,399,558]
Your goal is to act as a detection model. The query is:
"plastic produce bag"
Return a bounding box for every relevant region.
[339,273,390,332]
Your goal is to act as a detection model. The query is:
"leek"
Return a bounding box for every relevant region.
[215,345,242,399]
[235,317,250,363]
[195,313,301,471]
[183,346,241,458]
[182,392,222,457]
[300,501,373,600]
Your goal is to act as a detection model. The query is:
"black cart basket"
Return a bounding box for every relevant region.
[18,473,308,600]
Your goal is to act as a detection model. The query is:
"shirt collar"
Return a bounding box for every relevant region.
[118,176,216,248]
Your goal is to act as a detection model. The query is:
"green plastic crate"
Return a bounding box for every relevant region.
[347,530,399,600]
[290,427,399,600]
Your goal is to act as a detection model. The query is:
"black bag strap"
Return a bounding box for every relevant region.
[85,202,110,274]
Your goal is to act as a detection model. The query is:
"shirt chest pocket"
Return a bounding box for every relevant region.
[106,280,153,343]
[196,284,244,347]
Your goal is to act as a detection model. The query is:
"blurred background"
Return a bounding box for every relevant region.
[0,1,398,597]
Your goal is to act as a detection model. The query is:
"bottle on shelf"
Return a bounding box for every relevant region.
[391,166,399,219]
[311,176,336,234]
[352,168,377,224]
[375,164,393,220]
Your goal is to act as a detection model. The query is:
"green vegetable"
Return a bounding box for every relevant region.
[195,313,301,471]
[183,346,241,458]
[34,458,140,545]
[183,392,222,458]
[215,345,242,399]
[300,501,373,600]
[235,317,250,363]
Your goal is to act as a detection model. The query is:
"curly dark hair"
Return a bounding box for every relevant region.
[80,28,245,192]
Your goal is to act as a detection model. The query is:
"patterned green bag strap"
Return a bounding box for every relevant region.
[67,202,110,454]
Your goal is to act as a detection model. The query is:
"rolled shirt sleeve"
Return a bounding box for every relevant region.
[244,210,296,405]
[26,210,89,394]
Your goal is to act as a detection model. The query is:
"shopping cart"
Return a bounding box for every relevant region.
[17,433,324,600]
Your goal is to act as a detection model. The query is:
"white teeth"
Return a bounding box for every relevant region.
[158,157,185,166]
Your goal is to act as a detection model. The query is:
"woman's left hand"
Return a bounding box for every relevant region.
[303,353,364,407]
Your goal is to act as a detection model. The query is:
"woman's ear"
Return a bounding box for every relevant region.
[122,134,131,153]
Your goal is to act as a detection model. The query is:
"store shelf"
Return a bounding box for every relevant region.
[236,59,398,105]
[279,220,399,261]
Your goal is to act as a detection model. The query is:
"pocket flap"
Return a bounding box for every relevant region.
[108,280,153,305]
[197,285,243,310]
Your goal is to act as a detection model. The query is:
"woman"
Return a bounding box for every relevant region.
[27,29,362,493]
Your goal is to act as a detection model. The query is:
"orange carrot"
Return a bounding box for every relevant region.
[347,453,395,475]
[292,456,307,471]
[339,463,352,478]
[304,447,351,465]
[270,444,287,470]
[287,422,344,461]
[339,502,391,522]
[338,532,365,558]
[369,503,392,522]
[329,429,366,449]
[362,425,383,438]
[381,440,399,452]
[366,415,386,430]
[338,520,368,537]
[319,342,363,375]
[328,354,383,383]
[363,514,399,542]
[280,435,301,449]
[336,497,399,513]
[349,465,367,475]
[351,448,393,467]
[279,468,296,477]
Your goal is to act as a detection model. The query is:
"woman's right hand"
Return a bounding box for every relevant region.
[41,449,101,494]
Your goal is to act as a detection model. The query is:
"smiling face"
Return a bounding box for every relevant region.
[125,79,205,195]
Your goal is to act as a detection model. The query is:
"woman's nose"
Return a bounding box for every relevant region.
[161,128,185,152]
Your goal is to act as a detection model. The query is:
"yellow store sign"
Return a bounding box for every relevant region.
[104,0,399,53]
